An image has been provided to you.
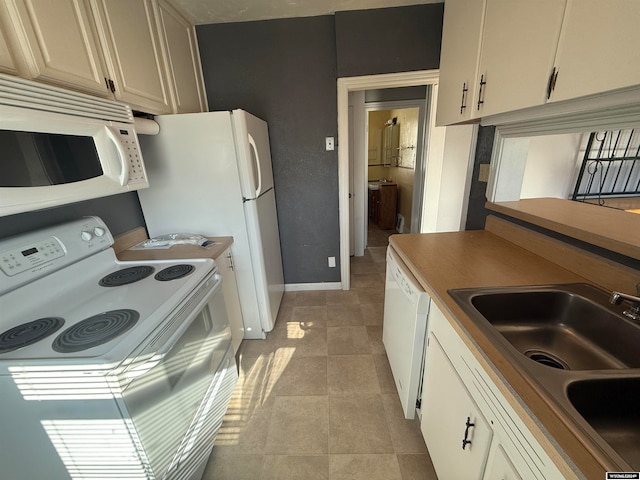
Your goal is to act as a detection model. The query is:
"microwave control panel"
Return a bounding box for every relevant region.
[115,127,146,185]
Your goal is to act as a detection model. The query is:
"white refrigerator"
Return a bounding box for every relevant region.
[137,110,284,338]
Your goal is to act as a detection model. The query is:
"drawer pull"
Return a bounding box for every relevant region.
[461,416,475,450]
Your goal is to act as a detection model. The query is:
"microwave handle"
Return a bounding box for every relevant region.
[106,127,130,186]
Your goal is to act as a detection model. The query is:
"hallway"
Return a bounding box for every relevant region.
[202,232,437,479]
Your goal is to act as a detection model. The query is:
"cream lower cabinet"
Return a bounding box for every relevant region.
[483,443,522,480]
[218,246,244,354]
[421,331,493,479]
[421,302,567,480]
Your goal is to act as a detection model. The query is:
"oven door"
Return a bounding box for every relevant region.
[119,272,235,480]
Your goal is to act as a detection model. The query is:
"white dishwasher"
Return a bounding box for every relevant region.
[383,245,431,420]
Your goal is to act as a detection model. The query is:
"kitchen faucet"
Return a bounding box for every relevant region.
[610,283,640,322]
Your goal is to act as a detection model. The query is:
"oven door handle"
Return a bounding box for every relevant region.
[154,273,226,358]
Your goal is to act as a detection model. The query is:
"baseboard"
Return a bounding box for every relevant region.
[284,282,342,291]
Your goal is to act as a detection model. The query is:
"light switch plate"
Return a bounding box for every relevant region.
[478,164,490,183]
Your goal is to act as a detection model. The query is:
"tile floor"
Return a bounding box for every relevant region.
[202,223,438,480]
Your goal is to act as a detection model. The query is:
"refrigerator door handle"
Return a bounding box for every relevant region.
[247,133,262,198]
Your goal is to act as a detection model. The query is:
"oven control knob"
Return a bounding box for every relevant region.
[93,227,106,237]
[81,231,93,241]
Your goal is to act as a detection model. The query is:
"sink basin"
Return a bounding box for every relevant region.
[450,284,640,370]
[449,283,640,471]
[568,378,640,470]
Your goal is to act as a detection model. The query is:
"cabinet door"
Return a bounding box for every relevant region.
[3,0,109,95]
[421,332,493,480]
[219,246,245,354]
[0,18,17,74]
[92,0,171,114]
[155,0,207,113]
[482,443,523,480]
[550,0,640,102]
[476,0,565,117]
[435,0,485,126]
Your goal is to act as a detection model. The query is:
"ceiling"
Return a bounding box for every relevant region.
[168,0,443,25]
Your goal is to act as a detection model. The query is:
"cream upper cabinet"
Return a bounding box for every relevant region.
[91,0,171,114]
[435,0,485,126]
[476,0,565,117]
[0,20,17,74]
[1,0,110,96]
[155,0,207,113]
[436,0,565,125]
[549,0,640,103]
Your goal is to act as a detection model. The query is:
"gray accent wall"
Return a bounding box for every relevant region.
[196,5,444,285]
[465,126,496,230]
[335,4,443,78]
[365,86,428,103]
[0,193,146,239]
[197,16,340,284]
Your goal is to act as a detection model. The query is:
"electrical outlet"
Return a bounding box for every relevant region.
[328,256,336,267]
[325,137,334,151]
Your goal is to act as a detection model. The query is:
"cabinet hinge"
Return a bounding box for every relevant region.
[415,398,421,409]
[108,78,116,94]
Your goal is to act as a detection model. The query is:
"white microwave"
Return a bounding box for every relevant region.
[0,74,149,217]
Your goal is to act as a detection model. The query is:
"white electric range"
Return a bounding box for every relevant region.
[0,217,237,480]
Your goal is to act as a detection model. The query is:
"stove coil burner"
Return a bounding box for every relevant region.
[99,266,155,287]
[155,264,195,281]
[0,317,65,353]
[52,309,139,353]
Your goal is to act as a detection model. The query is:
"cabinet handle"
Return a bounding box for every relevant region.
[546,67,559,100]
[461,416,475,450]
[460,82,468,114]
[476,75,486,111]
[104,77,116,93]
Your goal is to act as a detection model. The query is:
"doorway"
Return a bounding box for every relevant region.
[337,70,441,289]
[362,99,427,249]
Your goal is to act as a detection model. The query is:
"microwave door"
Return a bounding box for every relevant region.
[30,135,65,185]
[0,130,103,187]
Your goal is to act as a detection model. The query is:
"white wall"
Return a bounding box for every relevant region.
[421,124,476,232]
[520,133,583,199]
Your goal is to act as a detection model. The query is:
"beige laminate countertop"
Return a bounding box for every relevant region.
[487,198,640,261]
[389,230,608,479]
[117,236,233,262]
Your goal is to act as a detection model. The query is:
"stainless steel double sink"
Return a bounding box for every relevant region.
[449,283,640,471]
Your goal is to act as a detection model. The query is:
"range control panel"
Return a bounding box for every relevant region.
[0,238,65,276]
[0,216,113,295]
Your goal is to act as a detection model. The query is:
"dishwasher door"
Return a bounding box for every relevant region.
[383,245,431,419]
